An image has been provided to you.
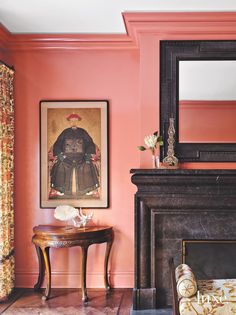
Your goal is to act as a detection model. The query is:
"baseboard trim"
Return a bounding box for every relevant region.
[15,270,134,288]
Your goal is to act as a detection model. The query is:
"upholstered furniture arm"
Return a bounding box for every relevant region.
[169,258,180,315]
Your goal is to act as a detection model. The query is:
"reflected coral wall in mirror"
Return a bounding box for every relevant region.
[179,100,236,143]
[179,60,236,143]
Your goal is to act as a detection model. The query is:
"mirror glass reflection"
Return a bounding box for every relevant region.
[179,60,236,143]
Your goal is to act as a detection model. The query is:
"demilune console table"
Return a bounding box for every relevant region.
[32,225,113,301]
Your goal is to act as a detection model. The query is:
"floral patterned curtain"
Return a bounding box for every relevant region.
[0,63,14,300]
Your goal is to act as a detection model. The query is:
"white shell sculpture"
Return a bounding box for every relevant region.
[54,205,79,221]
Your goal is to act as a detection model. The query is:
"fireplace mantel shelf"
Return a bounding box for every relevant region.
[130,168,236,175]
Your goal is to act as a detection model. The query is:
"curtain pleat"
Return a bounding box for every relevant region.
[0,63,14,300]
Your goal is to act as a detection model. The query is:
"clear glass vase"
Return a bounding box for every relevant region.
[152,155,160,168]
[72,217,82,228]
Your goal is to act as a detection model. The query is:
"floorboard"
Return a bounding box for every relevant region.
[1,288,133,314]
[0,288,173,314]
[0,289,24,314]
[117,289,133,315]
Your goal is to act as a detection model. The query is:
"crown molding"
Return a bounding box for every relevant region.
[122,12,236,43]
[8,33,137,51]
[3,12,236,51]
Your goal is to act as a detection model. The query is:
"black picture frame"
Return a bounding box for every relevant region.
[40,100,109,208]
[160,40,236,162]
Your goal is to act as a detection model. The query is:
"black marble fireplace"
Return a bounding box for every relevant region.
[131,169,236,310]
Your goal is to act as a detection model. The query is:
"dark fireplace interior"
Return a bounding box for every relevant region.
[183,239,236,280]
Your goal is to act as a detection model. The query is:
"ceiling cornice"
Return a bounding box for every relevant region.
[7,33,136,51]
[123,12,236,44]
[2,12,236,51]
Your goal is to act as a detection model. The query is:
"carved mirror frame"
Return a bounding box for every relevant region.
[160,40,236,162]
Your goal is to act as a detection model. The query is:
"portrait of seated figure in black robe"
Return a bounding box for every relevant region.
[48,113,100,199]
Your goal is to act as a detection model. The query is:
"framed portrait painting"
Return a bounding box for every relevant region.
[40,100,108,208]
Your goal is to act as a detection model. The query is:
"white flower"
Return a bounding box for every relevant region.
[144,134,158,149]
[54,205,79,221]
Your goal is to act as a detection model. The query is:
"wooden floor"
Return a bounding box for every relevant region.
[0,288,133,314]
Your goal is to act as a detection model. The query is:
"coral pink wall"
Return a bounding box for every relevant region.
[3,13,236,289]
[12,49,139,288]
[0,24,12,65]
[0,50,10,64]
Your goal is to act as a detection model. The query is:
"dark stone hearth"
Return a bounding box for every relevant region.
[131,308,171,315]
[130,169,236,310]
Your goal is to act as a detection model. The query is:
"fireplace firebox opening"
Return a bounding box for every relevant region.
[182,239,236,280]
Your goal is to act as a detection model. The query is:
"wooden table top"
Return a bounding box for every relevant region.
[33,225,113,238]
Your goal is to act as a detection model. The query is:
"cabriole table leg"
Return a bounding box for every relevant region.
[104,236,113,290]
[41,247,51,300]
[34,245,45,291]
[81,245,89,302]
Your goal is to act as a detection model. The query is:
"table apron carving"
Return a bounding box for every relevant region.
[32,235,113,249]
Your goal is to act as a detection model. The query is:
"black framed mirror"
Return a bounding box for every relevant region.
[160,40,236,162]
